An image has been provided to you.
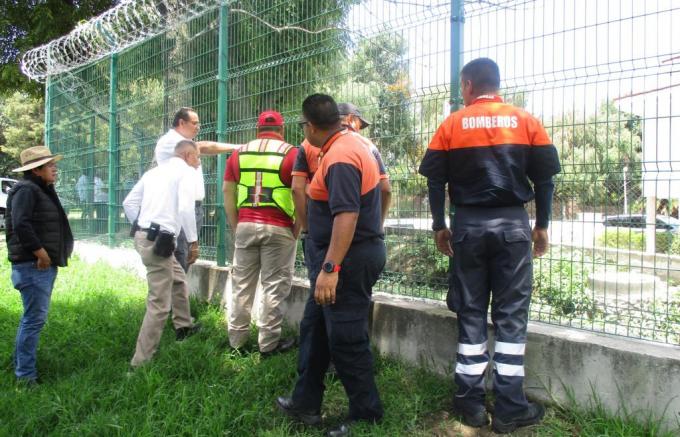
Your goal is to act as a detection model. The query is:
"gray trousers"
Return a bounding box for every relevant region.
[175,202,204,272]
[228,222,296,352]
[131,231,193,366]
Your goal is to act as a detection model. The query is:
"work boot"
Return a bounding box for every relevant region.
[275,396,322,426]
[260,337,296,358]
[175,323,201,341]
[492,402,545,433]
[451,401,489,428]
[453,406,489,428]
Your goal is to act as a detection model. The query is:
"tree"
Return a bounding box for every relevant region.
[551,102,643,214]
[225,0,360,147]
[0,91,44,174]
[0,0,117,95]
[350,32,417,170]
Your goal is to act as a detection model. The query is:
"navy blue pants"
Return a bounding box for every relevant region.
[292,237,385,421]
[449,206,532,420]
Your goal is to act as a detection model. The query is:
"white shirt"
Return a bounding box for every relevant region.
[123,157,198,242]
[94,176,108,202]
[155,129,205,201]
[76,174,88,202]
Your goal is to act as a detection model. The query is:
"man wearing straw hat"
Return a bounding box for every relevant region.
[6,146,74,387]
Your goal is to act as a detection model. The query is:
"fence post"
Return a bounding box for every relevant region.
[216,3,230,266]
[44,77,53,148]
[108,53,119,247]
[450,0,464,112]
[88,116,96,233]
[449,0,464,266]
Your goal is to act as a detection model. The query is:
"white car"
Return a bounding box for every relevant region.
[0,177,18,229]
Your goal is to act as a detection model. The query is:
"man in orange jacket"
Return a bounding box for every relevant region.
[419,58,560,433]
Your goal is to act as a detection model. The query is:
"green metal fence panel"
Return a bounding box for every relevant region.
[35,0,680,346]
[216,3,230,267]
[48,59,111,241]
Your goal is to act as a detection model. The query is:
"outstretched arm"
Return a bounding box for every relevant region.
[196,141,240,155]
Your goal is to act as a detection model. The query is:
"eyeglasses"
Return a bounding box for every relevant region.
[297,121,309,128]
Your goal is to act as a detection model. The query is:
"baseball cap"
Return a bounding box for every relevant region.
[257,110,284,127]
[338,102,370,129]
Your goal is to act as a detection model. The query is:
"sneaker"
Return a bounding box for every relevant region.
[326,422,352,437]
[176,323,202,341]
[275,396,322,426]
[260,337,297,358]
[492,402,545,433]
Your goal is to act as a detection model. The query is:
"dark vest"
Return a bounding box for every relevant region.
[5,178,74,266]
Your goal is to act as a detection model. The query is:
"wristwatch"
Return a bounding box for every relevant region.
[322,261,341,273]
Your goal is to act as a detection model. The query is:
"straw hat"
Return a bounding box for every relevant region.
[12,146,63,172]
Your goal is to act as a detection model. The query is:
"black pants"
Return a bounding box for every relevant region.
[175,202,204,273]
[292,237,385,421]
[449,206,532,420]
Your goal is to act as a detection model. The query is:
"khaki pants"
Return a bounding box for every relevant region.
[229,222,296,352]
[131,231,193,367]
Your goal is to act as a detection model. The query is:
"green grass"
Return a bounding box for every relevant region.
[0,251,676,436]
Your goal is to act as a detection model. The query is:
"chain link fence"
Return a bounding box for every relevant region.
[34,0,680,345]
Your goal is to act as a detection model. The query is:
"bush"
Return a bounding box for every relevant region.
[597,229,673,253]
[669,235,680,255]
[384,232,448,288]
[533,253,594,318]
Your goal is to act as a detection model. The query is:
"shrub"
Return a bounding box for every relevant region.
[533,253,594,318]
[384,232,448,288]
[597,229,673,253]
[669,234,680,255]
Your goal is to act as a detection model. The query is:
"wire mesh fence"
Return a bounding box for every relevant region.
[36,0,680,345]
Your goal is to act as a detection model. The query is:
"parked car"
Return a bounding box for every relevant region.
[0,177,18,229]
[602,214,680,232]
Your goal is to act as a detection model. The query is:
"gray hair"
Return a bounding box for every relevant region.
[174,139,197,154]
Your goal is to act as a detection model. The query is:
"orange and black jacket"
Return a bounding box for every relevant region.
[307,128,383,245]
[418,95,561,230]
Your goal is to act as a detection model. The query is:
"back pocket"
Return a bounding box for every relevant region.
[503,229,530,243]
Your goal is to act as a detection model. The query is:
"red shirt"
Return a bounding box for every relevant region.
[224,132,298,228]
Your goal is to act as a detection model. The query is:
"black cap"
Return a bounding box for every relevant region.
[338,102,370,130]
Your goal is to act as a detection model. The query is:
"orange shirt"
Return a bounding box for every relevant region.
[306,129,384,244]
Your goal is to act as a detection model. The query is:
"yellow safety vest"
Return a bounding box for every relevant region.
[237,138,295,218]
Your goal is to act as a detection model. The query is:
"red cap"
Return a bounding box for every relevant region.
[257,110,284,127]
